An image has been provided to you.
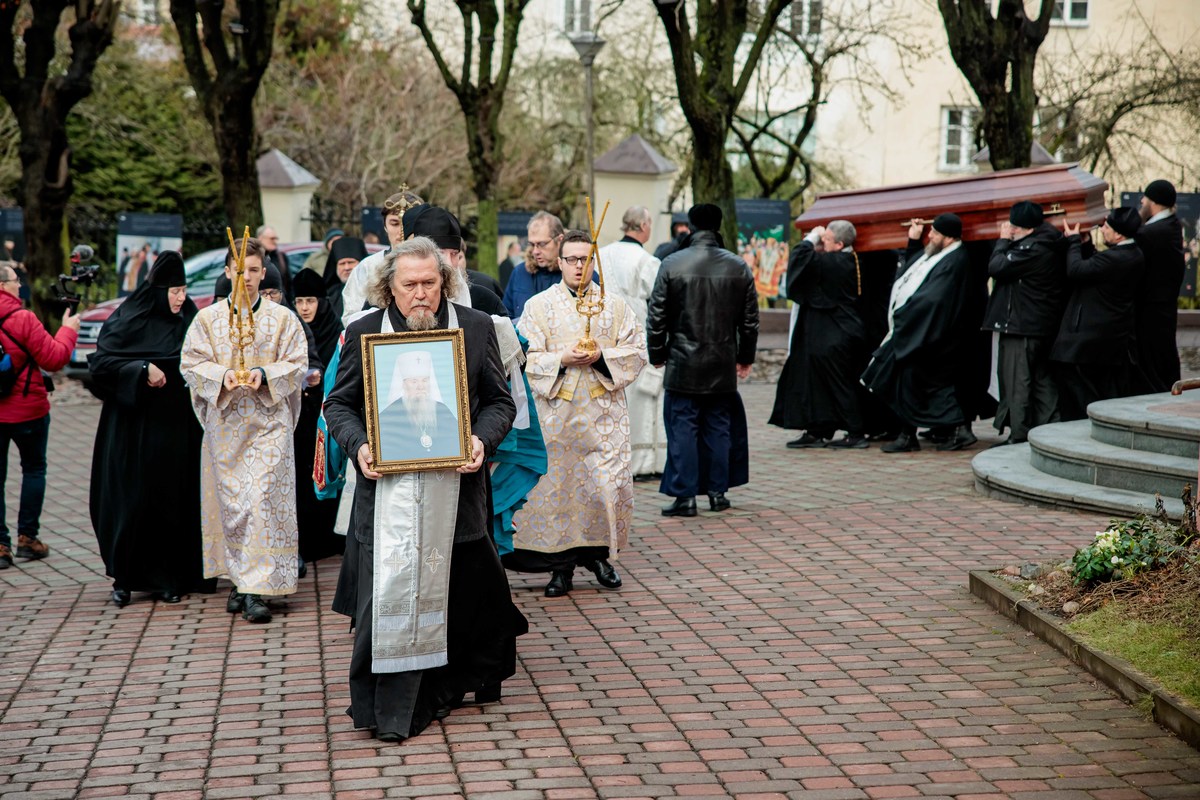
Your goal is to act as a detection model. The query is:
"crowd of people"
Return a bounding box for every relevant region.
[772,179,1187,452]
[0,175,1185,745]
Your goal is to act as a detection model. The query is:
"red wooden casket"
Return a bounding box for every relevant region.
[794,164,1110,251]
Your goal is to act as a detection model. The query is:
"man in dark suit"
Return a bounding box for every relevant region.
[1051,208,1145,420]
[1133,179,1186,394]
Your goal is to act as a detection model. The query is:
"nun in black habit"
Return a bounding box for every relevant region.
[262,264,345,564]
[324,236,369,322]
[89,252,216,606]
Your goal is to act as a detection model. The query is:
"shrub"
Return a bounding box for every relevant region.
[1071,516,1184,585]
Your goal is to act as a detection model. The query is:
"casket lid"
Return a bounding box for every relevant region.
[795,163,1109,251]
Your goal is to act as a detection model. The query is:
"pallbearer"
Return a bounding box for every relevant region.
[181,233,309,624]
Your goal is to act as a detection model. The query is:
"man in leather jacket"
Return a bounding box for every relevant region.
[983,201,1068,445]
[647,204,759,518]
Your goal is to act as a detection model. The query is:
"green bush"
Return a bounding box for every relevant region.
[1072,516,1184,585]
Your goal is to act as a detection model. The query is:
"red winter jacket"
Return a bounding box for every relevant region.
[0,290,77,424]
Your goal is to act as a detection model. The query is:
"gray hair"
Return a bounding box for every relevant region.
[0,261,15,282]
[621,206,651,233]
[368,236,463,310]
[528,210,564,238]
[254,224,274,237]
[827,220,857,248]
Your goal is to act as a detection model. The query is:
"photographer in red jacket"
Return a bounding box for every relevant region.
[0,262,79,568]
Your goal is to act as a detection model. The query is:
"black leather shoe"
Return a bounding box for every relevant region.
[583,559,622,588]
[935,425,978,452]
[661,497,698,517]
[881,431,920,453]
[226,588,244,613]
[376,730,404,742]
[827,435,869,450]
[919,426,953,443]
[242,594,272,623]
[156,592,182,604]
[473,684,501,704]
[866,431,899,442]
[433,705,453,721]
[786,433,829,449]
[112,588,131,608]
[298,558,307,579]
[708,492,731,512]
[544,570,573,597]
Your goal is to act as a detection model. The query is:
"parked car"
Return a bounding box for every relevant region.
[66,241,382,387]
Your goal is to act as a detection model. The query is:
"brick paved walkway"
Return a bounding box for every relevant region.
[1,381,1198,800]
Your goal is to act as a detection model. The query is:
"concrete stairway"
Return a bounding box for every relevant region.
[972,393,1200,520]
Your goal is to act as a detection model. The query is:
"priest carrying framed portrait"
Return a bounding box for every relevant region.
[361,330,473,473]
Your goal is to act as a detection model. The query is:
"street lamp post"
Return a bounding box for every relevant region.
[568,31,606,202]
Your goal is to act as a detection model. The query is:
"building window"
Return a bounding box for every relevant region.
[564,0,591,34]
[122,0,161,24]
[940,106,978,171]
[789,0,822,41]
[1050,0,1088,25]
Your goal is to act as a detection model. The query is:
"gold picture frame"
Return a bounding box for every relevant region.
[361,329,473,474]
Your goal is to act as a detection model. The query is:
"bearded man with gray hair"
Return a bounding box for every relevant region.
[324,236,526,743]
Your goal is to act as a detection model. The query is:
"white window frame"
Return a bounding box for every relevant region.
[563,0,592,35]
[788,0,822,42]
[940,106,978,172]
[1050,0,1089,27]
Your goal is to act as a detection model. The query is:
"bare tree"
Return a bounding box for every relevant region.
[0,1,118,313]
[655,0,794,245]
[169,0,282,228]
[937,0,1055,171]
[407,0,532,276]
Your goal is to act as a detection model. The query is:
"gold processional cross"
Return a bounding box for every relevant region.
[575,197,610,355]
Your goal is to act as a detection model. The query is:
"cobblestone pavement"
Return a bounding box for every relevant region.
[1,380,1198,800]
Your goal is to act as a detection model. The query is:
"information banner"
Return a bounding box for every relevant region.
[116,212,183,296]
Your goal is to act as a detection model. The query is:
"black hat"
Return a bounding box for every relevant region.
[1009,201,1043,229]
[261,261,283,292]
[408,206,465,251]
[147,251,186,288]
[688,203,723,232]
[293,267,325,299]
[1144,179,1177,208]
[401,203,431,240]
[1106,206,1142,238]
[932,213,962,240]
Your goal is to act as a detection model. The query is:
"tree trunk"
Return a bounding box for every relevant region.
[210,99,263,229]
[17,122,71,320]
[691,132,739,250]
[475,197,499,279]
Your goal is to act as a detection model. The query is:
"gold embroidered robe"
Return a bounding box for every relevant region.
[181,300,308,596]
[514,283,646,555]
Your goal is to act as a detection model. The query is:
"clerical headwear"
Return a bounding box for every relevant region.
[1143,179,1177,208]
[1009,201,1043,229]
[932,213,962,240]
[688,203,723,232]
[386,349,445,408]
[147,251,186,288]
[409,206,465,251]
[1106,207,1142,238]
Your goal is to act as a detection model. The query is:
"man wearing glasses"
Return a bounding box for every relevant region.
[501,211,564,321]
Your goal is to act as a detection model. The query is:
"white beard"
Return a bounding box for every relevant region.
[403,396,438,432]
[405,308,438,331]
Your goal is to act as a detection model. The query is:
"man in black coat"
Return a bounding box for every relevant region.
[769,219,869,449]
[647,203,759,517]
[1051,207,1145,420]
[324,236,525,742]
[1133,179,1186,394]
[983,201,1068,444]
[863,214,977,453]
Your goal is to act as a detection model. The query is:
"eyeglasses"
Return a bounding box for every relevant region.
[259,289,281,300]
[559,255,591,267]
[530,238,559,250]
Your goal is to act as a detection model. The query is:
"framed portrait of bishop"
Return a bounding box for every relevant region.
[361,330,473,474]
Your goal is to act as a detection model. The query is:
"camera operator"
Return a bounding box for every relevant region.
[0,262,80,569]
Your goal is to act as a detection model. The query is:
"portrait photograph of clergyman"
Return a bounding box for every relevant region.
[363,331,472,471]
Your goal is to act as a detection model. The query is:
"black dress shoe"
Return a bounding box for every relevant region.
[919,426,953,443]
[112,588,131,608]
[708,492,731,512]
[226,588,244,613]
[866,431,899,442]
[433,705,453,721]
[544,570,573,597]
[473,683,501,704]
[156,592,182,604]
[827,435,869,449]
[583,559,622,588]
[786,433,829,449]
[881,431,920,453]
[376,730,404,742]
[935,425,978,452]
[242,594,272,623]
[661,497,697,517]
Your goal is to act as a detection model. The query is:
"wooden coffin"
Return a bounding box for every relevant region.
[794,164,1110,252]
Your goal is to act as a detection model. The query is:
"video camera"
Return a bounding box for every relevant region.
[54,244,102,310]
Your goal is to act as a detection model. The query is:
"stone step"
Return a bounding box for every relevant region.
[1086,393,1200,458]
[1029,420,1199,498]
[972,442,1185,521]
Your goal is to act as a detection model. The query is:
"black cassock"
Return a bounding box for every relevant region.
[862,241,975,429]
[89,255,215,597]
[1132,213,1186,393]
[770,241,868,435]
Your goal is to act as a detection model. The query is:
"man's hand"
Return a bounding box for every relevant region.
[1064,221,1081,237]
[457,435,485,473]
[908,221,924,240]
[147,363,167,388]
[222,370,238,391]
[736,363,752,380]
[61,307,81,332]
[998,221,1014,240]
[247,369,264,391]
[809,225,826,239]
[561,347,601,368]
[357,443,382,480]
[305,368,322,387]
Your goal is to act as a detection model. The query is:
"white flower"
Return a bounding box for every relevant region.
[1110,556,1121,564]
